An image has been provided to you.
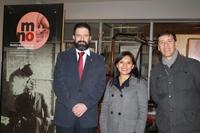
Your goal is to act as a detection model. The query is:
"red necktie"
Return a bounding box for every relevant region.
[78,52,85,80]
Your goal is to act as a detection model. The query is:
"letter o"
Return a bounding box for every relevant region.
[26,32,34,41]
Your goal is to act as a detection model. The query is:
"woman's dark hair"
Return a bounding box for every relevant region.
[109,51,139,86]
[114,51,139,78]
[73,23,91,35]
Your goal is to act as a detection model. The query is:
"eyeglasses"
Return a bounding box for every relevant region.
[158,40,175,46]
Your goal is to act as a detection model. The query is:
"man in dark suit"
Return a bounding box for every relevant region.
[15,78,51,133]
[53,23,106,133]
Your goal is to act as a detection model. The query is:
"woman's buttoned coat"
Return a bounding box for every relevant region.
[100,76,148,133]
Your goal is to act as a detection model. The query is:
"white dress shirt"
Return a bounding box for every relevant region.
[76,48,90,68]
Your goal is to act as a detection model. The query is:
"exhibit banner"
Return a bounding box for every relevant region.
[1,4,63,133]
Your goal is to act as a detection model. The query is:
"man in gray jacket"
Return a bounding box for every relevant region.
[150,31,200,133]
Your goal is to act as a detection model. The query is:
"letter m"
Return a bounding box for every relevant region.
[21,22,34,31]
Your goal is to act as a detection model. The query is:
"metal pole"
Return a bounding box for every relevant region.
[98,21,103,54]
[147,22,154,99]
[110,37,115,77]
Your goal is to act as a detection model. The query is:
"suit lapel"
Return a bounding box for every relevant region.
[81,53,93,82]
[64,49,80,81]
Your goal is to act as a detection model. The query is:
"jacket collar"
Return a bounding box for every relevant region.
[113,75,131,91]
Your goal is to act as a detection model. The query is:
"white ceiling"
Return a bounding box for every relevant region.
[4,0,150,4]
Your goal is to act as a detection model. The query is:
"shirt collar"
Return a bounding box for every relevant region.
[76,48,90,56]
[162,50,178,68]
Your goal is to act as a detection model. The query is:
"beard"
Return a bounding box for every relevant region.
[74,41,90,51]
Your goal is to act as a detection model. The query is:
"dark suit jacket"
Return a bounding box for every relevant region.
[53,48,106,128]
[16,91,50,119]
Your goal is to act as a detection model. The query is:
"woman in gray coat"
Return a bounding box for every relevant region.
[100,51,148,133]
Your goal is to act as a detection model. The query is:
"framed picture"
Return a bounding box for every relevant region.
[186,38,200,61]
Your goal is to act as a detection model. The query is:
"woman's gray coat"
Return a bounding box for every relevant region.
[100,76,148,133]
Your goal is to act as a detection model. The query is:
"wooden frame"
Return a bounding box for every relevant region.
[186,38,200,61]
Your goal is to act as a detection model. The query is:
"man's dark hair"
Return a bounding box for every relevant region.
[73,23,91,35]
[157,31,177,42]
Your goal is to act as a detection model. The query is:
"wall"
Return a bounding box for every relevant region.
[65,0,200,19]
[176,34,200,56]
[2,0,200,20]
